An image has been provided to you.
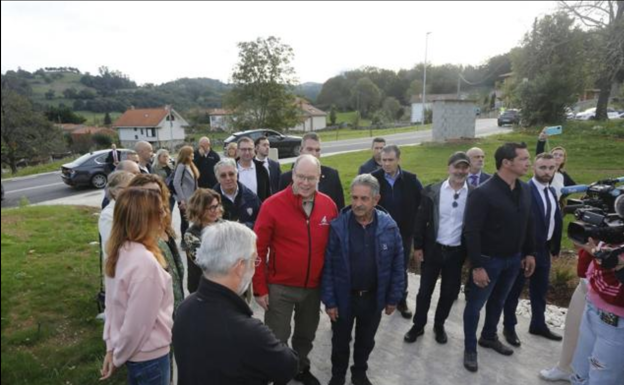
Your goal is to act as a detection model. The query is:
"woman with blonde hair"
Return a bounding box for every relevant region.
[184,188,224,293]
[127,174,185,313]
[225,142,238,158]
[173,146,200,249]
[100,188,173,384]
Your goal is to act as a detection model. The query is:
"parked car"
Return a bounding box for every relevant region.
[223,129,303,158]
[497,110,520,126]
[574,107,620,120]
[61,149,133,189]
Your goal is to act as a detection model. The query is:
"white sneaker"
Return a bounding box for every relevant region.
[95,312,106,321]
[539,366,571,382]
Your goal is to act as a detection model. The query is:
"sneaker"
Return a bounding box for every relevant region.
[294,368,321,385]
[539,366,571,382]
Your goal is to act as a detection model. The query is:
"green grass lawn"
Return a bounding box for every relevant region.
[317,124,431,142]
[1,206,126,385]
[2,156,78,179]
[75,111,123,127]
[327,111,372,127]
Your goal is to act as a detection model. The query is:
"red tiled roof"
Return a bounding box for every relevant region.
[113,108,170,127]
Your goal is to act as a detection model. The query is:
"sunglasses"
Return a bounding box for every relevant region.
[452,192,460,208]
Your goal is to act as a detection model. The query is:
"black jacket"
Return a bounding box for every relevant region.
[263,158,282,194]
[463,173,536,268]
[173,278,299,385]
[358,157,381,175]
[239,159,271,202]
[279,165,345,210]
[413,181,474,259]
[372,167,423,239]
[193,149,221,189]
[529,180,563,258]
[216,181,261,229]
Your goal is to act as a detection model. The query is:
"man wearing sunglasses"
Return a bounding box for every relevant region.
[214,158,261,230]
[404,152,472,345]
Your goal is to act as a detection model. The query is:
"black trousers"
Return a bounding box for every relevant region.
[412,244,464,329]
[331,293,382,379]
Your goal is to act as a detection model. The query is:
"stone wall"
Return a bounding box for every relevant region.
[432,100,476,142]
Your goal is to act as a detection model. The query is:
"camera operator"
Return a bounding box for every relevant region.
[570,238,624,385]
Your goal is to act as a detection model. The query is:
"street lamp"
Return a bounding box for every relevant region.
[422,31,432,126]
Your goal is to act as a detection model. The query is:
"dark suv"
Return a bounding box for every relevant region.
[223,129,303,158]
[497,110,520,126]
[61,149,132,189]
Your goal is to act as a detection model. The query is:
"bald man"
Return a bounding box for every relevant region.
[134,141,154,174]
[194,136,221,189]
[466,147,491,187]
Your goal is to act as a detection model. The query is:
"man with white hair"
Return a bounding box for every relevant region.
[193,136,220,189]
[254,154,339,385]
[214,158,261,229]
[173,221,298,385]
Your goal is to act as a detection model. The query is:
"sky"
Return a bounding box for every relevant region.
[1,1,560,86]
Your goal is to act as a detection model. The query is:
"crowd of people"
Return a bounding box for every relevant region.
[98,131,623,385]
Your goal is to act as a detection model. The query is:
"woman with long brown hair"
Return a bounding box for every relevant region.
[173,146,200,249]
[184,188,224,293]
[127,174,185,313]
[100,188,173,385]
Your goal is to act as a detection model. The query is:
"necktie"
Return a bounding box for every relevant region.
[544,187,552,225]
[470,175,479,187]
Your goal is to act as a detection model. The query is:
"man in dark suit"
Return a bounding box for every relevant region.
[502,153,563,346]
[237,137,271,202]
[278,132,345,210]
[193,136,221,188]
[371,145,423,319]
[105,144,121,173]
[467,147,491,187]
[255,136,281,194]
[357,137,385,175]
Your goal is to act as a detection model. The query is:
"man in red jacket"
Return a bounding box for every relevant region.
[253,154,338,385]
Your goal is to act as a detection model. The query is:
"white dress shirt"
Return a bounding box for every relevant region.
[237,161,257,195]
[436,180,468,246]
[532,177,556,241]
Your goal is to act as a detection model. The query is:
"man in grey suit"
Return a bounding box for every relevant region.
[466,147,491,187]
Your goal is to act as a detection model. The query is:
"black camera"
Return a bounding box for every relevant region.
[562,177,624,245]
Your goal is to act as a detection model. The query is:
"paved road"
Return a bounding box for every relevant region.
[1,119,508,208]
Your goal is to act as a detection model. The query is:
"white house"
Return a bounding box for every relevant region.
[291,99,327,132]
[114,106,188,149]
[208,108,231,131]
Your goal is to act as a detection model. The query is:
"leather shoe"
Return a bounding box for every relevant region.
[403,325,424,343]
[294,368,321,385]
[328,376,346,385]
[351,374,373,385]
[503,328,521,347]
[434,325,448,344]
[529,327,562,341]
[478,336,514,356]
[463,351,478,372]
[397,301,412,319]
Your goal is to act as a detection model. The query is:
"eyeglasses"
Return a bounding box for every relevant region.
[207,204,221,212]
[452,192,460,208]
[239,148,254,152]
[294,173,318,183]
[219,172,237,179]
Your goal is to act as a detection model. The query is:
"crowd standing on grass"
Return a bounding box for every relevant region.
[99,135,624,385]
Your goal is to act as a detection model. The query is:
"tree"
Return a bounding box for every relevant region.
[560,1,624,120]
[350,77,382,118]
[44,89,55,100]
[1,88,66,173]
[224,36,300,131]
[329,105,337,126]
[44,105,87,124]
[509,13,589,124]
[382,97,402,121]
[104,112,112,126]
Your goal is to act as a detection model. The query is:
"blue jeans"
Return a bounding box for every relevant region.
[463,254,521,352]
[571,299,624,385]
[126,354,170,385]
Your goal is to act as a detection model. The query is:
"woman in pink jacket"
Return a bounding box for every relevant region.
[100,187,174,385]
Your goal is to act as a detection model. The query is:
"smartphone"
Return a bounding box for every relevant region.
[544,125,563,136]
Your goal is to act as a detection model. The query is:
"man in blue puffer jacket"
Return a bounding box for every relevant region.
[321,174,405,385]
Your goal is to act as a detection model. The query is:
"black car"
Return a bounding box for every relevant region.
[61,149,133,189]
[497,110,520,126]
[223,129,303,158]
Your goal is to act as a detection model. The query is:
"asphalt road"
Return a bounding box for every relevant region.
[1,119,508,208]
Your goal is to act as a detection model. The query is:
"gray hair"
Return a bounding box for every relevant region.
[381,144,401,159]
[292,154,321,175]
[106,171,134,201]
[152,148,170,169]
[195,221,257,278]
[214,157,238,176]
[350,174,380,197]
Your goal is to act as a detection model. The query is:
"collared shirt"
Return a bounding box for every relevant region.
[220,185,239,204]
[384,169,401,187]
[255,156,271,177]
[532,177,556,241]
[237,161,257,195]
[437,179,469,246]
[349,213,378,291]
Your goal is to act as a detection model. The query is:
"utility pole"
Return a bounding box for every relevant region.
[422,32,431,126]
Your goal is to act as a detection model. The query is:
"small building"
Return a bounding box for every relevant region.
[410,94,468,124]
[113,106,188,149]
[208,108,232,131]
[291,99,327,132]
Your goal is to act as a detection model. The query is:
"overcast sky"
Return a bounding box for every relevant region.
[1,1,559,85]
